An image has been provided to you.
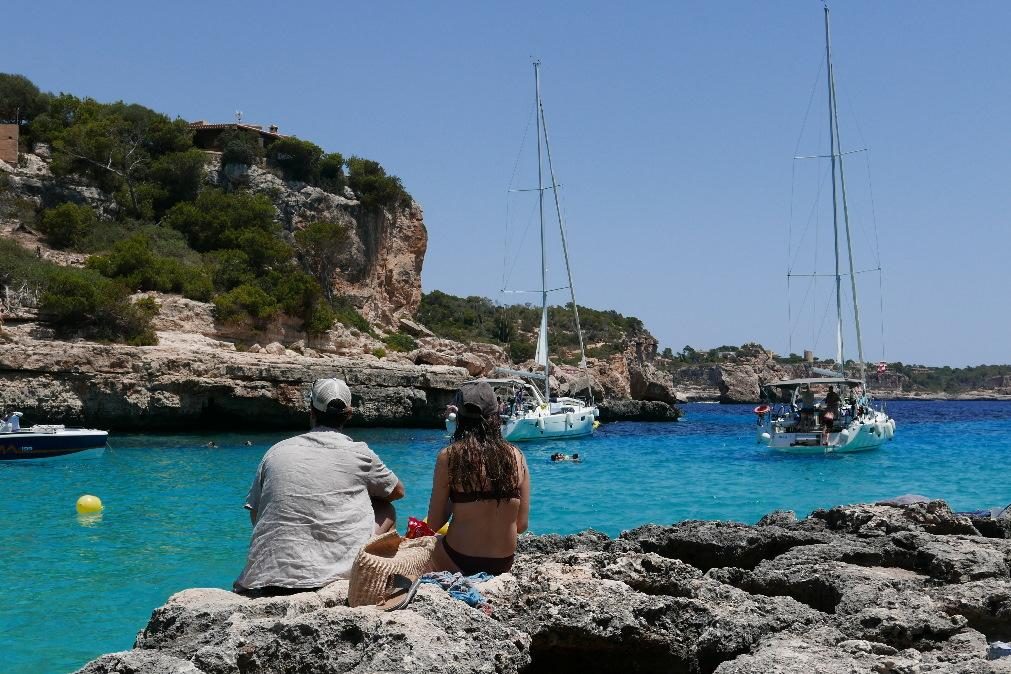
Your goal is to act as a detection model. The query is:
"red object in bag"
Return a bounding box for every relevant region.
[406,516,436,539]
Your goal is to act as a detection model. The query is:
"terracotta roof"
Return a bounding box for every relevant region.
[187,122,285,138]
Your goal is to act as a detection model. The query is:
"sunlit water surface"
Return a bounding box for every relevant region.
[4,400,1010,672]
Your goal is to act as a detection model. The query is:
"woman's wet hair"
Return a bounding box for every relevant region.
[315,399,353,429]
[448,411,519,500]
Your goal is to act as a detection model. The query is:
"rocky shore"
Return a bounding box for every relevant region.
[78,499,1011,673]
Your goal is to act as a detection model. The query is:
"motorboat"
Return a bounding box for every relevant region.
[754,377,894,454]
[0,412,108,461]
[446,375,598,442]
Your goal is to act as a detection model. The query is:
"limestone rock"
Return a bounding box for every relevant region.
[78,499,1010,673]
[263,342,286,356]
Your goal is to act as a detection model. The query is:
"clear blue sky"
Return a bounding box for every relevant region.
[8,1,1010,367]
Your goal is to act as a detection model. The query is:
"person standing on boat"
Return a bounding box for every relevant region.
[800,385,816,429]
[234,378,405,596]
[824,386,841,414]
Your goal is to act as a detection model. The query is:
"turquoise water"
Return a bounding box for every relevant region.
[4,400,1011,673]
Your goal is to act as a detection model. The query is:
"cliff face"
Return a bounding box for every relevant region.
[211,159,427,327]
[78,499,1011,674]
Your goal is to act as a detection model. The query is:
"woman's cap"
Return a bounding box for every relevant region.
[453,381,498,419]
[311,378,353,412]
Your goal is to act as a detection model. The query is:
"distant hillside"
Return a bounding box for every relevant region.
[417,290,647,364]
[661,343,1011,397]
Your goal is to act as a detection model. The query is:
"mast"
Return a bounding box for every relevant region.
[824,5,845,378]
[538,68,594,406]
[534,61,550,399]
[825,5,868,384]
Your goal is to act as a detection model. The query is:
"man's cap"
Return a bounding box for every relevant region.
[453,381,498,419]
[311,378,353,412]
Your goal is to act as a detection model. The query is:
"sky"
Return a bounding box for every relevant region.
[6,1,1010,367]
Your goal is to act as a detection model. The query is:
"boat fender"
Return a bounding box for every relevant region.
[447,412,457,421]
[759,432,771,443]
[565,412,573,428]
[537,417,545,431]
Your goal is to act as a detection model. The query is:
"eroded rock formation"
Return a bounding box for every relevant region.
[78,500,1011,674]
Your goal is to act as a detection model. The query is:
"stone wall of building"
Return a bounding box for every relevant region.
[0,124,18,164]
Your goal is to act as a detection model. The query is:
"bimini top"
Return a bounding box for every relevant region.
[763,376,863,389]
[462,378,529,387]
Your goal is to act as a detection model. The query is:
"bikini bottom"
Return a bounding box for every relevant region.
[442,537,514,575]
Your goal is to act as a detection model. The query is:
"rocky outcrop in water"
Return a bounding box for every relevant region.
[78,500,1011,673]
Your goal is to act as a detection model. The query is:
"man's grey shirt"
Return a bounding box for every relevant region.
[234,428,399,590]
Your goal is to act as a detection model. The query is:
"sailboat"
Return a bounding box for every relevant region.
[446,61,599,442]
[755,6,896,454]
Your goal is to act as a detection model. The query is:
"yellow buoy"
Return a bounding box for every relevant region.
[76,494,103,514]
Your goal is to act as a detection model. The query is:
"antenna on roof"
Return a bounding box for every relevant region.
[235,110,243,123]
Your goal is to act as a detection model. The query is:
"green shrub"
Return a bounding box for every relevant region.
[162,189,279,255]
[510,339,535,363]
[146,148,207,214]
[205,249,254,291]
[317,152,345,193]
[346,156,411,211]
[40,202,97,249]
[218,129,263,166]
[39,267,157,345]
[383,332,417,352]
[304,301,336,335]
[266,137,324,183]
[87,234,212,300]
[332,297,373,334]
[213,283,278,325]
[372,347,387,359]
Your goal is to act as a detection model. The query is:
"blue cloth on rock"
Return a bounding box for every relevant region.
[419,571,493,608]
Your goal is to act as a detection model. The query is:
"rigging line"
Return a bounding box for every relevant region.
[507,100,537,193]
[787,160,831,274]
[502,286,570,294]
[878,268,886,363]
[537,72,593,400]
[794,148,867,159]
[508,185,561,192]
[793,58,825,159]
[503,100,537,296]
[863,150,884,270]
[788,267,881,278]
[502,195,541,293]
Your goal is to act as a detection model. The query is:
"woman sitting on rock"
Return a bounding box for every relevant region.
[426,381,530,575]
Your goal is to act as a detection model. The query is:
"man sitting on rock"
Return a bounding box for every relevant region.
[234,378,405,596]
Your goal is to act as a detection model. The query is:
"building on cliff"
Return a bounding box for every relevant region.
[0,123,18,164]
[189,121,285,153]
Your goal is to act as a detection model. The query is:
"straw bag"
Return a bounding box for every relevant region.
[348,530,436,608]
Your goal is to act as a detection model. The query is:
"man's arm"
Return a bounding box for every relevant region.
[386,480,406,501]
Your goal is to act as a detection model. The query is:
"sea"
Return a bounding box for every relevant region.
[3,400,1011,673]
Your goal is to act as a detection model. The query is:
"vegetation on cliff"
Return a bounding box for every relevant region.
[417,290,647,364]
[0,73,413,344]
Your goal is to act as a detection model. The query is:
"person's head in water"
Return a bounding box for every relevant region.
[310,378,354,430]
[572,453,580,462]
[449,381,519,499]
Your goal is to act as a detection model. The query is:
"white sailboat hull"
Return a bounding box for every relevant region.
[445,401,598,442]
[502,406,597,441]
[758,409,895,454]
